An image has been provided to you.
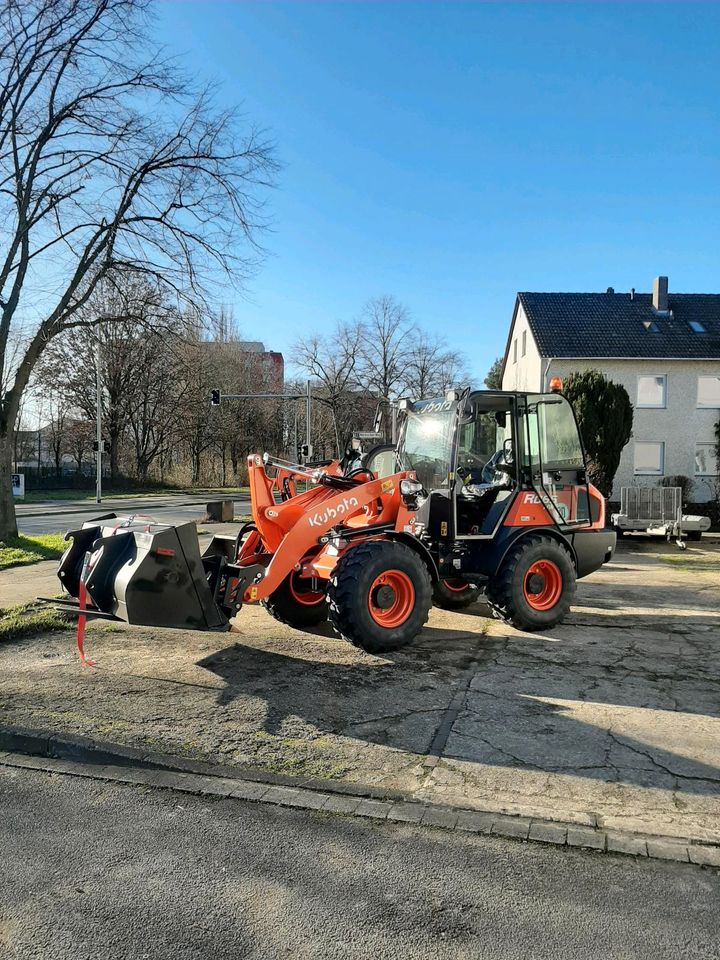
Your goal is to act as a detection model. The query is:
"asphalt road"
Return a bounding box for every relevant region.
[1,766,718,959]
[15,496,251,535]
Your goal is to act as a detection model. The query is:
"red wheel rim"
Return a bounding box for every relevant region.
[443,578,470,593]
[288,571,326,607]
[368,570,415,627]
[523,560,563,611]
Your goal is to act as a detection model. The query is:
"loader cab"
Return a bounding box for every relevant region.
[394,389,595,543]
[394,392,520,542]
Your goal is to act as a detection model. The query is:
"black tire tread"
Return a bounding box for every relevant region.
[328,540,432,653]
[485,534,576,631]
[263,575,328,629]
[432,579,480,610]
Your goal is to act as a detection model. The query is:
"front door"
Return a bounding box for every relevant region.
[524,395,592,526]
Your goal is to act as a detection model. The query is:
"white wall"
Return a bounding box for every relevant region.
[545,359,719,502]
[501,303,544,392]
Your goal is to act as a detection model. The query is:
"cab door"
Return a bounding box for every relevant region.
[524,395,592,526]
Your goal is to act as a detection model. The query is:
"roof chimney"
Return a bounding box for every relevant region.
[606,286,615,294]
[630,288,635,300]
[652,275,668,312]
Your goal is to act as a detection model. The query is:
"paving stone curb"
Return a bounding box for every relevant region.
[1,728,718,869]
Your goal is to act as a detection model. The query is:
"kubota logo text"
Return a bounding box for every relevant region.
[308,496,360,527]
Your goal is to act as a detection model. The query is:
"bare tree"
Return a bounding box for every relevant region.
[65,417,94,474]
[0,0,276,537]
[356,296,415,403]
[45,401,69,478]
[404,332,468,399]
[292,320,368,452]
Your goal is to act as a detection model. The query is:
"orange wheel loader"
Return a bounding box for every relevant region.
[47,387,615,655]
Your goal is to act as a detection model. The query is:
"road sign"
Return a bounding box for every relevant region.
[11,473,25,498]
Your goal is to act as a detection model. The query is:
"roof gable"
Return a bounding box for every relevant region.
[518,292,720,360]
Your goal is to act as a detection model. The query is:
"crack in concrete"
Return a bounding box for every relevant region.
[607,731,720,785]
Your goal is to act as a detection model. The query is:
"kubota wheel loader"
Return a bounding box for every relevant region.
[49,386,615,656]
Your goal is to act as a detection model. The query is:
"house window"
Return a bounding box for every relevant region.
[637,375,667,408]
[695,443,717,476]
[521,330,527,357]
[689,320,706,333]
[513,339,517,363]
[634,441,664,475]
[697,376,720,408]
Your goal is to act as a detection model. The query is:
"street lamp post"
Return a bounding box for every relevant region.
[96,343,102,503]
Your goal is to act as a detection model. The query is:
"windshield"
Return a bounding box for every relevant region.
[397,398,457,490]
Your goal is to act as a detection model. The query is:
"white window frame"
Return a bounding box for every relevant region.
[634,440,665,476]
[697,376,720,409]
[512,339,517,363]
[521,330,527,357]
[695,442,717,476]
[636,374,667,409]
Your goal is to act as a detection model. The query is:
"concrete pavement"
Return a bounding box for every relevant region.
[1,539,718,848]
[1,763,718,959]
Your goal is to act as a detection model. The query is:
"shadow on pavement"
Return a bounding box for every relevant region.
[198,605,720,796]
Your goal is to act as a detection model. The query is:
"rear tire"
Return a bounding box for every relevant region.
[328,540,432,653]
[433,578,480,610]
[686,531,702,542]
[486,535,576,631]
[263,572,328,629]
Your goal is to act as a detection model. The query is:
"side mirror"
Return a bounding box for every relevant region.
[503,438,514,463]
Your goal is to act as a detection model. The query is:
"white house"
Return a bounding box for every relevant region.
[501,276,720,502]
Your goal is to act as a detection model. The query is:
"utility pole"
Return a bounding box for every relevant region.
[95,342,102,503]
[305,379,312,461]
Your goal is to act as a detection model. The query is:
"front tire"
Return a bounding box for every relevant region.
[486,535,576,631]
[433,578,480,610]
[263,571,328,629]
[328,540,432,653]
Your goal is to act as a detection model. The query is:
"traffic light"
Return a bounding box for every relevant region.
[300,443,313,461]
[210,389,221,406]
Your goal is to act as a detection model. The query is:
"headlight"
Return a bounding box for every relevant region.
[400,479,424,497]
[400,478,427,509]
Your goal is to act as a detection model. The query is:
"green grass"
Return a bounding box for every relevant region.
[0,602,72,643]
[0,533,67,570]
[657,553,720,573]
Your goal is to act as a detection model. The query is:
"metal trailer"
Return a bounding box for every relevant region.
[611,486,711,550]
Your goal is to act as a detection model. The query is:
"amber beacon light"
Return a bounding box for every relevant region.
[549,376,563,393]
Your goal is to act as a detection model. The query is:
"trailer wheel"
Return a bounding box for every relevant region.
[263,572,328,629]
[486,535,576,631]
[328,541,432,653]
[432,578,480,610]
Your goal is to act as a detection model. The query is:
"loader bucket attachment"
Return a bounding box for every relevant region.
[58,513,118,597]
[58,517,230,632]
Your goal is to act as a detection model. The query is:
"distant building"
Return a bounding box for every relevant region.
[501,276,720,501]
[235,341,284,390]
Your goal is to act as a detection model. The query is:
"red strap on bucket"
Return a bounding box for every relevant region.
[77,580,96,668]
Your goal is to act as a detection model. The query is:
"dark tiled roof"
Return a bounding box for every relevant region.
[518,292,720,359]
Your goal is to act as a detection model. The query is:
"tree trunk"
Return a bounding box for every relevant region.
[0,430,19,540]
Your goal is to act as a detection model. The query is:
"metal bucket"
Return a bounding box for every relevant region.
[57,515,229,631]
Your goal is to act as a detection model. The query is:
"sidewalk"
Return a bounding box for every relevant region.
[0,560,60,606]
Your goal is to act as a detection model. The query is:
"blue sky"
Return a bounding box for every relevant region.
[155,1,720,382]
